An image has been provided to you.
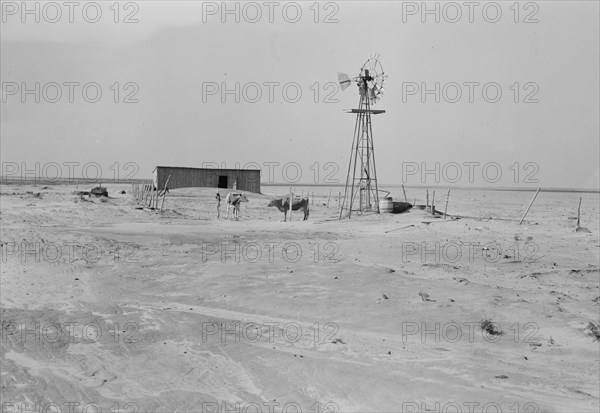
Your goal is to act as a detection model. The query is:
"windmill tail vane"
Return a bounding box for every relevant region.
[337,72,352,91]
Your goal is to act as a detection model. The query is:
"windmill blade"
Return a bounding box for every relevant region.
[368,88,377,100]
[337,72,352,91]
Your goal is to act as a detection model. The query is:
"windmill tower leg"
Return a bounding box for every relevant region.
[365,98,380,213]
[340,98,363,219]
[360,97,379,214]
[349,105,364,217]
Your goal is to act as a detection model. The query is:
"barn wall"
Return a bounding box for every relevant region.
[155,167,261,193]
[153,169,158,188]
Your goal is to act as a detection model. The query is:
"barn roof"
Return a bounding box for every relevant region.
[153,166,261,173]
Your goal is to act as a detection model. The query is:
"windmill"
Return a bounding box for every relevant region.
[338,53,387,219]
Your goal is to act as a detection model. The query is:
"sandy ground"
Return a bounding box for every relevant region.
[1,183,598,412]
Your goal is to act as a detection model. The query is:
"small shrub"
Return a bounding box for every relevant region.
[585,321,600,341]
[481,319,503,336]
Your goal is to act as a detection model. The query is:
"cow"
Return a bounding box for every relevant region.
[225,192,249,219]
[268,196,309,221]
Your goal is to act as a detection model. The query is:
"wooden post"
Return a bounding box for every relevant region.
[289,187,293,222]
[385,224,415,233]
[147,181,153,206]
[159,175,171,211]
[155,183,160,208]
[431,190,436,215]
[577,197,582,227]
[312,192,314,206]
[160,189,167,211]
[402,185,408,202]
[151,180,154,204]
[443,189,451,219]
[426,190,429,213]
[327,189,332,208]
[519,188,541,225]
[160,190,165,210]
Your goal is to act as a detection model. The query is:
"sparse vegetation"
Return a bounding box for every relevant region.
[481,319,504,336]
[419,291,436,302]
[585,321,600,341]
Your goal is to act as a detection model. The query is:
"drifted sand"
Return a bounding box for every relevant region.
[1,184,598,412]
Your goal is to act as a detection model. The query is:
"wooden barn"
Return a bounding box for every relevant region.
[153,166,261,193]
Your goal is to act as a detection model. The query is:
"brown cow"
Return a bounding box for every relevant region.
[268,196,309,221]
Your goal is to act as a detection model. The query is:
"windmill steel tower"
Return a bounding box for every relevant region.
[338,54,387,219]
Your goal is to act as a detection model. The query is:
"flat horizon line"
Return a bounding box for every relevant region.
[262,182,600,193]
[1,177,598,194]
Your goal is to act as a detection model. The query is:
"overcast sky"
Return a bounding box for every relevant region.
[1,1,598,189]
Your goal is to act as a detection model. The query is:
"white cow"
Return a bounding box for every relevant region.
[225,192,249,219]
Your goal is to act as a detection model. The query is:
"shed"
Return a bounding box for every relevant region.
[153,166,261,193]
